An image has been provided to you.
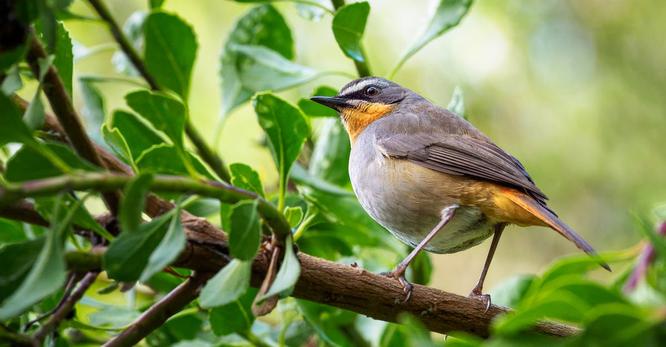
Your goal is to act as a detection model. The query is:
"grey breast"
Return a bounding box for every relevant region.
[347,96,495,253]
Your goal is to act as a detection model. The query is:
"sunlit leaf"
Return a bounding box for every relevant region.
[332,2,370,63]
[200,259,252,308]
[125,90,186,148]
[108,110,165,160]
[53,21,73,98]
[285,206,303,228]
[0,238,44,302]
[5,142,98,182]
[136,144,214,179]
[143,12,197,98]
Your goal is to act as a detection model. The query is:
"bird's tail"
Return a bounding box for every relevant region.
[502,189,611,271]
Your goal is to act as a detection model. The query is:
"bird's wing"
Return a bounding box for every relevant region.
[377,133,549,204]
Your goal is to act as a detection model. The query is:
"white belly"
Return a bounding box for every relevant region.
[349,145,495,254]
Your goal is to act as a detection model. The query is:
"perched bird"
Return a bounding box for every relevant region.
[311,77,609,306]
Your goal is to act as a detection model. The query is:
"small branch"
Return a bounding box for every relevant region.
[0,324,35,347]
[33,272,99,343]
[0,172,291,238]
[86,0,231,182]
[103,272,212,347]
[0,200,49,226]
[24,34,121,215]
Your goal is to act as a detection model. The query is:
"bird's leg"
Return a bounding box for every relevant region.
[384,205,458,302]
[469,223,506,312]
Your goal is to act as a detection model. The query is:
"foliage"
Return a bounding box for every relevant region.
[0,0,663,346]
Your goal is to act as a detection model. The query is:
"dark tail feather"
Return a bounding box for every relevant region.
[503,190,611,271]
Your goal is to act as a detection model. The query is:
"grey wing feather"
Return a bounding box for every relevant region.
[377,133,550,206]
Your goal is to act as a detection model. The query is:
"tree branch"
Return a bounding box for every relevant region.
[24,34,121,215]
[86,0,231,183]
[103,272,212,347]
[0,200,49,226]
[33,272,99,344]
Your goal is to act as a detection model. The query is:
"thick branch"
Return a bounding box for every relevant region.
[0,200,48,226]
[24,34,121,215]
[0,172,291,238]
[86,0,231,182]
[103,272,212,347]
[33,272,99,343]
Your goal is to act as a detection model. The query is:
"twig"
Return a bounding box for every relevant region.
[0,200,49,226]
[624,222,666,292]
[25,273,82,330]
[86,0,231,183]
[33,272,99,343]
[0,172,291,239]
[24,33,121,215]
[103,272,212,347]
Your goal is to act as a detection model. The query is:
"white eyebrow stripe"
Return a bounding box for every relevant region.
[339,79,388,96]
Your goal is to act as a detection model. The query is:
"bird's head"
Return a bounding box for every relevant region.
[311,77,408,142]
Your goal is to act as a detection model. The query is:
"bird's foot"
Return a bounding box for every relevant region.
[380,265,413,303]
[469,288,492,313]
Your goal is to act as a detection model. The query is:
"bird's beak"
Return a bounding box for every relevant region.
[310,96,353,111]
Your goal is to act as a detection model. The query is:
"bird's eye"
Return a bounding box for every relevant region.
[364,86,380,97]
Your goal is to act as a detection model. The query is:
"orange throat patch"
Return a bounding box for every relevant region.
[341,102,396,143]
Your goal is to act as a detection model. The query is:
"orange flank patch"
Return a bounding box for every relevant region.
[458,182,546,227]
[341,102,396,142]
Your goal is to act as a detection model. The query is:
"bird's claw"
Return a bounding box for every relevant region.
[469,291,492,313]
[380,269,413,303]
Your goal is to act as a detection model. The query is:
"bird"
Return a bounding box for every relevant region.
[311,77,610,307]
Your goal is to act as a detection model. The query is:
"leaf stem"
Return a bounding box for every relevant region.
[293,207,318,241]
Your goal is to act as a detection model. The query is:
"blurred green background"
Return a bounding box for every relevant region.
[59,0,666,295]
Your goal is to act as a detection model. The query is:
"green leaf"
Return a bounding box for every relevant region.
[140,211,186,282]
[291,164,353,196]
[381,314,437,347]
[0,45,27,73]
[104,212,173,282]
[23,87,45,131]
[298,85,339,118]
[229,200,262,261]
[53,21,73,98]
[490,274,537,309]
[5,142,97,182]
[108,110,165,160]
[143,12,197,98]
[332,2,370,63]
[79,77,106,144]
[285,206,303,228]
[392,0,473,76]
[407,251,432,286]
[447,86,465,119]
[149,0,165,8]
[136,144,214,179]
[0,196,76,319]
[308,118,351,187]
[1,65,23,95]
[102,124,133,165]
[125,90,186,148]
[0,92,37,147]
[0,218,28,244]
[258,235,300,301]
[253,93,309,209]
[220,5,294,115]
[230,163,265,197]
[0,238,44,303]
[493,293,588,334]
[120,173,154,234]
[34,196,113,241]
[199,259,252,308]
[209,287,258,336]
[230,44,319,92]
